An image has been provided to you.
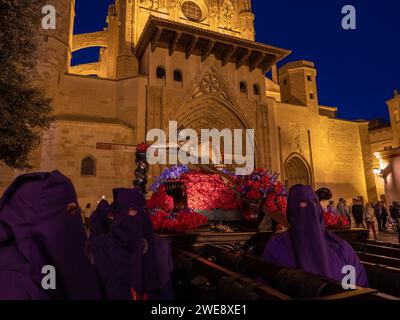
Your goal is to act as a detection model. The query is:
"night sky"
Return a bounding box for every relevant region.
[72,0,399,121]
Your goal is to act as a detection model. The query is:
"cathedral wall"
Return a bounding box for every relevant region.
[40,120,135,206]
[55,75,118,118]
[142,47,272,171]
[316,117,368,202]
[143,47,268,126]
[115,76,148,140]
[276,103,369,202]
[52,73,147,143]
[358,123,379,202]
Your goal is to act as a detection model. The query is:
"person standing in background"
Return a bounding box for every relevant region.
[83,203,93,229]
[327,201,338,215]
[342,200,351,227]
[352,199,364,228]
[365,202,377,240]
[89,200,110,240]
[392,202,400,242]
[374,202,383,232]
[337,198,344,215]
[381,202,388,231]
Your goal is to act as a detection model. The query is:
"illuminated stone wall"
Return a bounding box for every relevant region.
[39,120,135,206]
[272,100,370,203]
[0,0,390,208]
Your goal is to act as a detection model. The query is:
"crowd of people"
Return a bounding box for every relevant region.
[314,194,400,241]
[0,170,397,299]
[344,198,399,240]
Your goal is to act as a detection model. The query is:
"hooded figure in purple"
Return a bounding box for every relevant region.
[89,199,110,240]
[262,184,369,287]
[90,188,173,300]
[0,171,101,300]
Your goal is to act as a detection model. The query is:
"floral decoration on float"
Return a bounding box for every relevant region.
[148,165,227,233]
[147,166,288,233]
[234,168,288,230]
[323,209,350,229]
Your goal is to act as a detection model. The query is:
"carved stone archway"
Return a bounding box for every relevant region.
[171,59,263,172]
[174,96,255,172]
[284,154,311,189]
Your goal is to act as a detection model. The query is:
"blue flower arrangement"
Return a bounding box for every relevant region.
[150,165,190,192]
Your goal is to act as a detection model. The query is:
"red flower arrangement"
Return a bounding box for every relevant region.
[235,169,288,230]
[235,168,287,204]
[150,209,208,233]
[147,169,240,232]
[136,142,149,153]
[265,194,288,216]
[235,169,287,213]
[147,186,174,212]
[323,211,350,228]
[183,172,239,211]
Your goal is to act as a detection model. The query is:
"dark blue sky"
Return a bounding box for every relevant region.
[72,0,399,121]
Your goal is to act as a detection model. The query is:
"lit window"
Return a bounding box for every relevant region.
[81,156,96,177]
[156,66,166,79]
[174,70,183,82]
[182,1,203,22]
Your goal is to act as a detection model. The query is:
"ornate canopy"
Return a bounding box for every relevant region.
[135,16,291,73]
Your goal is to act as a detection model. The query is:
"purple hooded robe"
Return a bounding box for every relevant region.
[0,171,101,300]
[262,185,369,288]
[90,188,173,300]
[89,200,110,240]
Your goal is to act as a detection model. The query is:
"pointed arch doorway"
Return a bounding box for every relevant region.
[284,154,312,189]
[175,96,257,172]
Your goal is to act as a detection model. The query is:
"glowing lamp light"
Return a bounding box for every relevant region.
[373,168,382,177]
[102,195,106,200]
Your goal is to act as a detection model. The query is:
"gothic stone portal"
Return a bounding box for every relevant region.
[175,97,254,173]
[284,154,312,189]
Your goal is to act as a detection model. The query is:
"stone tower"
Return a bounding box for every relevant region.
[36,0,75,98]
[238,0,255,41]
[29,0,75,170]
[100,0,138,79]
[387,90,400,148]
[278,60,319,109]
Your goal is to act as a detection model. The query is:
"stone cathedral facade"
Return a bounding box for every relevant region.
[0,0,396,206]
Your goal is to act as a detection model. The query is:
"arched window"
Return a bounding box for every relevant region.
[240,81,247,93]
[253,84,260,95]
[174,70,183,82]
[156,66,166,79]
[81,156,96,177]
